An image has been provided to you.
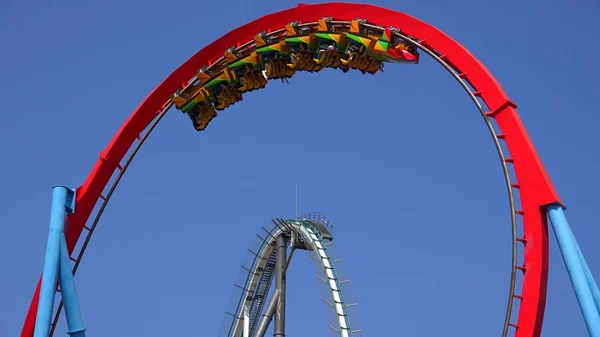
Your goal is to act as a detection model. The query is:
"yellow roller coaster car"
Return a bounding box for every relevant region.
[190,103,217,131]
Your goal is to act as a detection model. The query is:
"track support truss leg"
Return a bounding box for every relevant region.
[34,186,86,337]
[274,235,287,337]
[547,203,600,337]
[254,290,281,337]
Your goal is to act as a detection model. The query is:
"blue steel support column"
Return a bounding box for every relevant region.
[59,234,86,336]
[35,187,73,337]
[547,204,600,337]
[569,224,600,313]
[34,186,85,337]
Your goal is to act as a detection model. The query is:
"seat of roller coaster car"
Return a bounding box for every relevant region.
[391,44,418,61]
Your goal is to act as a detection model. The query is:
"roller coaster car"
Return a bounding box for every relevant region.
[266,56,296,79]
[375,28,419,63]
[345,22,419,63]
[349,55,383,74]
[188,102,217,131]
[285,32,326,72]
[349,19,367,34]
[258,48,296,79]
[385,41,419,63]
[350,19,387,40]
[313,32,349,70]
[224,46,241,63]
[314,49,343,68]
[237,67,268,93]
[192,68,241,111]
[213,82,243,110]
[172,90,190,109]
[317,17,334,32]
[339,43,382,74]
[179,84,212,113]
[289,51,323,73]
[285,21,313,37]
[285,42,323,73]
[340,28,418,74]
[196,67,214,82]
[254,31,278,47]
[229,54,268,93]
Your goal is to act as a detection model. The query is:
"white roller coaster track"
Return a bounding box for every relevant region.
[225,218,358,337]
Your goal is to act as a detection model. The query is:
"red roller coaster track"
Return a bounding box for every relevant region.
[21,3,561,337]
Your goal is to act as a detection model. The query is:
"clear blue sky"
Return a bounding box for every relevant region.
[1,0,599,336]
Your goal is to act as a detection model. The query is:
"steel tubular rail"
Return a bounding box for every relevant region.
[21,4,562,337]
[391,32,520,337]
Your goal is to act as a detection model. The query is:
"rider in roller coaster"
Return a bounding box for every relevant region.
[173,19,419,131]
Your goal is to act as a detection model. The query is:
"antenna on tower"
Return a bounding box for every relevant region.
[295,180,298,219]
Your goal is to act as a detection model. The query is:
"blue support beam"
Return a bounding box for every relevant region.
[59,234,86,337]
[547,203,600,337]
[34,186,86,337]
[569,223,600,315]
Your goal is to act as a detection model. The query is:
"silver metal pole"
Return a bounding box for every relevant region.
[274,236,287,337]
[253,289,280,337]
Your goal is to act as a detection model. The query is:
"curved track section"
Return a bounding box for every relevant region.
[222,217,356,337]
[22,3,562,337]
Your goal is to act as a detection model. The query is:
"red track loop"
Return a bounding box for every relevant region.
[21,3,561,337]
